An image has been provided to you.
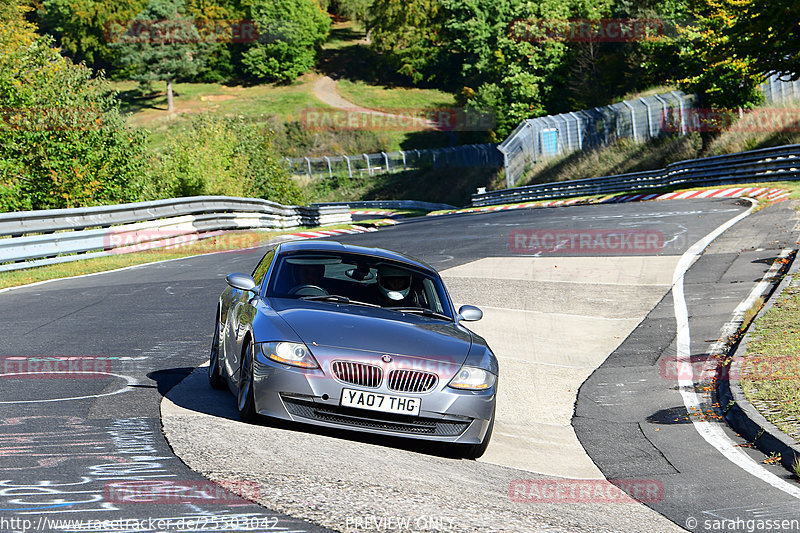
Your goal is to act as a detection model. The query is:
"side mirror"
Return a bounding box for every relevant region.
[226,273,257,293]
[458,305,483,322]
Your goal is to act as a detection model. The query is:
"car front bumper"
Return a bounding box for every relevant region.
[252,347,495,444]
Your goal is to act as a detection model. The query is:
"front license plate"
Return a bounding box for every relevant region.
[340,388,421,416]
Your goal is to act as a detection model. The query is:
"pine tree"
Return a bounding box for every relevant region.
[110,0,208,111]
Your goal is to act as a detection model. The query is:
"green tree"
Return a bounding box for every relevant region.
[366,0,443,84]
[441,0,572,138]
[0,2,148,211]
[547,0,690,111]
[724,0,800,81]
[36,0,147,72]
[110,0,210,111]
[676,0,764,111]
[240,0,330,83]
[330,0,374,23]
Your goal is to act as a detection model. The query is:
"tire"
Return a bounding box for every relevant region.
[462,408,495,460]
[208,318,226,390]
[237,341,257,421]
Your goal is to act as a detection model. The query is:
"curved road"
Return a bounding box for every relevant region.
[0,198,798,532]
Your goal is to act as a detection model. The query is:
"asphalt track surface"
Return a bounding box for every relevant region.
[0,198,798,532]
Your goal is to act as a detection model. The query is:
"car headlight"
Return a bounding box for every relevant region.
[448,366,496,390]
[262,342,319,369]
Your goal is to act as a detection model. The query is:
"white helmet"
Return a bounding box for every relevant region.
[377,265,412,301]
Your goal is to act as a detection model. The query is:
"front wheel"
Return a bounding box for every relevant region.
[237,341,257,421]
[208,318,226,390]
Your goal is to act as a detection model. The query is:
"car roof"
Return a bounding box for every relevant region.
[277,240,436,273]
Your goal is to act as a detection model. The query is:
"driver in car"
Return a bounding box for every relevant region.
[289,263,326,295]
[375,265,415,306]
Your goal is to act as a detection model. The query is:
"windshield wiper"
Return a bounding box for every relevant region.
[300,294,381,308]
[385,306,452,321]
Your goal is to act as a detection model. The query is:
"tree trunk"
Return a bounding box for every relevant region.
[167,79,174,112]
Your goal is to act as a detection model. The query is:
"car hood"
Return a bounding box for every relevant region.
[270,299,473,362]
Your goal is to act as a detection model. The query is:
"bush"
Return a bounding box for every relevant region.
[0,3,149,212]
[146,115,305,205]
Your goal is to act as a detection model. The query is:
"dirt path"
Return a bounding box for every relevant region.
[312,75,438,128]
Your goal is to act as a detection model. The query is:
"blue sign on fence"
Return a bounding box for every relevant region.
[540,128,558,156]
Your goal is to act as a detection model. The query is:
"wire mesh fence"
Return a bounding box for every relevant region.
[286,144,503,180]
[499,77,800,187]
[498,91,696,187]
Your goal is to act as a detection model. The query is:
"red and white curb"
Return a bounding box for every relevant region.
[433,187,790,216]
[351,210,394,215]
[640,187,789,202]
[289,225,377,240]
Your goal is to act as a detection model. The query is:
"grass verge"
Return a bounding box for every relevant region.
[335,79,456,113]
[740,275,800,443]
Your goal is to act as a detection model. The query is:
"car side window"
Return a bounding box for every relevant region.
[422,278,445,314]
[252,249,275,287]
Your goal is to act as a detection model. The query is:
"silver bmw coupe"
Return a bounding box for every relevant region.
[209,240,497,458]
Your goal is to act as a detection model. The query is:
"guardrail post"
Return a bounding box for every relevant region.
[768,75,777,103]
[556,115,572,152]
[622,101,637,142]
[599,107,614,144]
[652,95,669,136]
[400,150,407,170]
[641,98,654,139]
[503,148,512,188]
[304,157,312,179]
[323,156,333,179]
[382,152,390,173]
[569,112,582,150]
[364,153,371,176]
[343,155,352,178]
[671,91,686,135]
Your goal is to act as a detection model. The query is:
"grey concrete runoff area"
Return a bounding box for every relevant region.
[3,197,800,533]
[163,366,680,533]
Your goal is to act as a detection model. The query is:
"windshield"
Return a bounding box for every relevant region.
[267,251,454,319]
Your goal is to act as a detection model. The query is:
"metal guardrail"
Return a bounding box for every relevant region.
[472,144,800,207]
[0,196,351,273]
[312,200,456,211]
